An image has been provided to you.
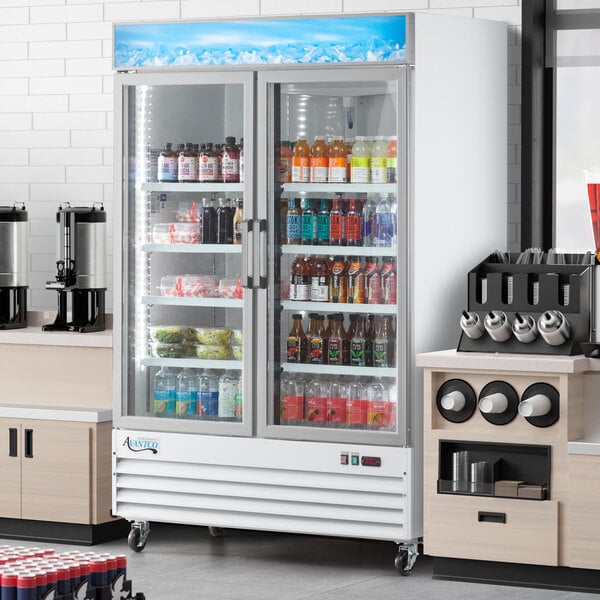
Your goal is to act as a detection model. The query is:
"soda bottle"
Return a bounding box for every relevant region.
[198,370,219,419]
[176,368,199,419]
[387,135,397,183]
[234,374,243,421]
[329,256,347,304]
[291,135,310,183]
[329,198,345,246]
[350,136,370,183]
[345,199,362,246]
[327,314,345,365]
[310,135,329,183]
[347,257,365,304]
[301,198,316,245]
[287,313,308,363]
[178,142,198,183]
[286,198,301,244]
[308,314,326,364]
[328,136,347,183]
[365,313,375,367]
[238,137,244,184]
[346,379,368,429]
[200,197,216,244]
[370,135,388,183]
[221,136,240,183]
[373,196,393,247]
[289,255,310,301]
[199,142,219,183]
[310,255,330,302]
[305,376,329,427]
[279,141,292,184]
[153,367,176,418]
[350,315,367,366]
[328,378,348,428]
[157,142,178,182]
[367,381,389,430]
[218,371,237,420]
[280,375,304,426]
[381,257,397,305]
[365,257,382,304]
[316,199,330,245]
[233,198,243,245]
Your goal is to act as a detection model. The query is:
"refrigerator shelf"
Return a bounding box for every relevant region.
[281,244,396,257]
[282,183,396,195]
[142,296,243,308]
[139,182,244,193]
[142,357,243,370]
[282,363,396,377]
[280,301,397,314]
[142,243,242,254]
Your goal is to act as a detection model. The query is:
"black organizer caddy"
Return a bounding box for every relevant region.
[458,253,593,355]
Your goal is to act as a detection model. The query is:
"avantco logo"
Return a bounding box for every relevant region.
[123,436,159,455]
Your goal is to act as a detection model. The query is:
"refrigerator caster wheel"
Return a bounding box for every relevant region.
[128,522,149,552]
[394,551,409,575]
[208,526,223,538]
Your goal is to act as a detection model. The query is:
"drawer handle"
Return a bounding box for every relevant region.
[24,429,33,458]
[478,511,506,524]
[8,428,17,457]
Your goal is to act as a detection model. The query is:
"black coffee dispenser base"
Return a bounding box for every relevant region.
[0,286,27,330]
[43,288,106,333]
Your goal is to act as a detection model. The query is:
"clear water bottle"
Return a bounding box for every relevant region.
[153,367,176,418]
[373,196,393,247]
[176,368,199,419]
[389,195,397,247]
[198,369,219,420]
[361,197,374,246]
[218,370,238,421]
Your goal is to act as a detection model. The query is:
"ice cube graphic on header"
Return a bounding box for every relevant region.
[114,15,408,69]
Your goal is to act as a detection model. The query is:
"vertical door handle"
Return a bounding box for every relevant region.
[8,428,17,457]
[24,429,33,458]
[259,219,267,289]
[241,219,254,289]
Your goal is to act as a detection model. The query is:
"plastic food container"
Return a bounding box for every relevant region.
[176,200,201,223]
[152,223,200,244]
[160,275,182,297]
[193,343,232,360]
[219,277,243,299]
[181,274,219,298]
[148,325,185,344]
[150,342,188,358]
[193,326,232,345]
[231,329,243,346]
[232,345,243,360]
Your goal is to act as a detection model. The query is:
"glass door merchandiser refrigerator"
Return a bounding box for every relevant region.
[112,13,506,573]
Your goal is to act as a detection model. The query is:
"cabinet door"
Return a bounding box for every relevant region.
[21,420,91,524]
[0,419,21,518]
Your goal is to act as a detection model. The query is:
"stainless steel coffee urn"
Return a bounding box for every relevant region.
[44,202,106,333]
[0,203,28,329]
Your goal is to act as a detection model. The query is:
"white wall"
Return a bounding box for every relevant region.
[0,0,521,311]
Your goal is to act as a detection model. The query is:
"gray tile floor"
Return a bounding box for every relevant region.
[0,523,596,599]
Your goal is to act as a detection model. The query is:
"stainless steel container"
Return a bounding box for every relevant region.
[0,204,28,288]
[56,204,106,289]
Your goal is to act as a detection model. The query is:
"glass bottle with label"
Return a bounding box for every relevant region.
[381,256,397,305]
[328,136,347,183]
[327,314,345,365]
[310,135,329,183]
[301,198,316,245]
[178,142,198,183]
[308,314,327,364]
[291,135,310,183]
[387,135,398,183]
[199,142,219,183]
[365,257,382,305]
[289,255,310,301]
[347,257,365,304]
[370,135,388,183]
[221,136,240,183]
[329,198,345,246]
[372,316,391,368]
[350,136,370,183]
[200,197,216,244]
[238,137,244,184]
[286,198,301,244]
[310,255,330,302]
[350,315,367,366]
[287,313,307,363]
[365,313,375,367]
[316,199,330,245]
[345,199,362,246]
[157,142,178,183]
[329,256,347,304]
[233,198,243,245]
[216,197,233,244]
[280,141,292,184]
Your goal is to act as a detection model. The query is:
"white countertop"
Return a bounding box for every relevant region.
[416,349,597,374]
[0,404,112,423]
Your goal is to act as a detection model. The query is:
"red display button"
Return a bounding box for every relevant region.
[340,453,349,465]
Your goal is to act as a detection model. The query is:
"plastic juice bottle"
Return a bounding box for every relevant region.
[287,313,308,363]
[310,135,329,183]
[280,375,304,426]
[305,376,329,426]
[329,197,345,246]
[367,381,388,430]
[350,315,367,366]
[316,199,330,245]
[221,136,240,183]
[328,136,347,183]
[350,136,370,183]
[176,368,199,419]
[280,141,292,184]
[381,256,397,304]
[157,142,178,182]
[301,198,316,245]
[289,255,310,301]
[328,378,348,428]
[344,138,354,182]
[345,199,362,246]
[286,197,301,244]
[365,257,382,304]
[310,255,330,302]
[347,257,365,304]
[291,135,310,183]
[329,256,348,304]
[233,199,243,245]
[327,314,345,366]
[387,135,398,183]
[370,135,388,183]
[347,380,367,429]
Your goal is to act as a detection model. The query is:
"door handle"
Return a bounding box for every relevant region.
[478,511,506,524]
[8,428,17,457]
[259,219,267,289]
[241,219,253,289]
[24,429,33,458]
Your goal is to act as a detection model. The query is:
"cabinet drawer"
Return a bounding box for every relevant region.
[425,495,558,566]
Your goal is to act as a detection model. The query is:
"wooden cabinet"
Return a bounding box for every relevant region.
[0,419,22,519]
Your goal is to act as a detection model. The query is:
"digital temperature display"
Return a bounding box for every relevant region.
[361,456,382,467]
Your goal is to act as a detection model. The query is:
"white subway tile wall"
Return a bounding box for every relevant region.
[0,0,521,310]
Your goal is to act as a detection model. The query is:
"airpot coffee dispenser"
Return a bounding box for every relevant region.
[0,203,28,329]
[44,202,106,333]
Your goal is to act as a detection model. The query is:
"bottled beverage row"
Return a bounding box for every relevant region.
[280,374,397,430]
[156,137,244,183]
[153,367,242,420]
[283,135,397,184]
[284,195,396,247]
[151,197,243,245]
[286,255,396,305]
[287,312,396,367]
